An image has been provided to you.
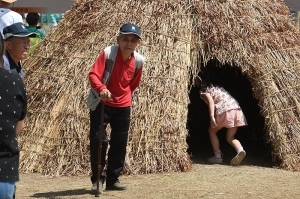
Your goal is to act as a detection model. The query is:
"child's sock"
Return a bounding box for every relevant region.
[236,146,244,153]
[214,150,222,158]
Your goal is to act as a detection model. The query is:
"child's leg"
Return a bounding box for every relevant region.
[226,127,242,149]
[226,127,246,166]
[208,126,223,153]
[207,126,223,163]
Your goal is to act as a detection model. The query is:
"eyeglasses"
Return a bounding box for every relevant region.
[120,37,139,44]
[10,40,31,46]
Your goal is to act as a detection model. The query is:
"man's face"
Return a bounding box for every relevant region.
[117,34,140,55]
[6,37,30,61]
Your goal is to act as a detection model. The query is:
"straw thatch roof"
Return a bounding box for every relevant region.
[19,0,300,176]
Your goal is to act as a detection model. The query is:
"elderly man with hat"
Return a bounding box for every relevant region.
[88,23,144,194]
[3,22,36,78]
[0,0,23,37]
[0,22,35,199]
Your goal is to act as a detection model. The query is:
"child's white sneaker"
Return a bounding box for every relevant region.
[230,150,246,166]
[207,156,223,164]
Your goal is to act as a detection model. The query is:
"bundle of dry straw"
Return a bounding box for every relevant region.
[19,0,300,176]
[19,0,196,176]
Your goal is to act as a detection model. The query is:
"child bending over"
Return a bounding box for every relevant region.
[195,75,247,166]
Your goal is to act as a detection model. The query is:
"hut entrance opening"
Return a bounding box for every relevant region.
[187,59,272,166]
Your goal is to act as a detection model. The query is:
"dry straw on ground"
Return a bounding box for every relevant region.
[19,0,300,176]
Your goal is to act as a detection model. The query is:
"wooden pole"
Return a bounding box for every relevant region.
[296,11,300,29]
[95,102,104,197]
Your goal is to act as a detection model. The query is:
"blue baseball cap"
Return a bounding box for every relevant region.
[3,22,36,40]
[119,23,142,39]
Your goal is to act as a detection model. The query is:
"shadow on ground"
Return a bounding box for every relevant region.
[31,189,89,198]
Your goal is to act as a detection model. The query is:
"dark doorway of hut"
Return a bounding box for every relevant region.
[187,59,273,167]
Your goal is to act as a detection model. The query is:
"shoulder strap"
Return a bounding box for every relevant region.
[102,45,118,85]
[0,9,11,18]
[133,51,145,76]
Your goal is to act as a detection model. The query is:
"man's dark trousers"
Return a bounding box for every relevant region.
[89,103,130,186]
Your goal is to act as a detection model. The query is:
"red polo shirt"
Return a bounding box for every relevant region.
[89,48,143,107]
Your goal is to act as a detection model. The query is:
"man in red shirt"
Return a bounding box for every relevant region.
[89,23,144,193]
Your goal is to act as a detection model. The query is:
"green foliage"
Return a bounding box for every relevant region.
[29,37,43,56]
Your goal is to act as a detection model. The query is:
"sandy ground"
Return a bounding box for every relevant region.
[16,161,300,199]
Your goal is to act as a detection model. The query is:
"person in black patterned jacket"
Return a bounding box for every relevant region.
[0,31,27,199]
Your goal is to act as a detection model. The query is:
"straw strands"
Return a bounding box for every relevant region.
[18,0,300,176]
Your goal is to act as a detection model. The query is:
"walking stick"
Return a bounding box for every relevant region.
[95,102,104,197]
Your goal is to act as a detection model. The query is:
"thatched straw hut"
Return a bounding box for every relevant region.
[19,0,300,176]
